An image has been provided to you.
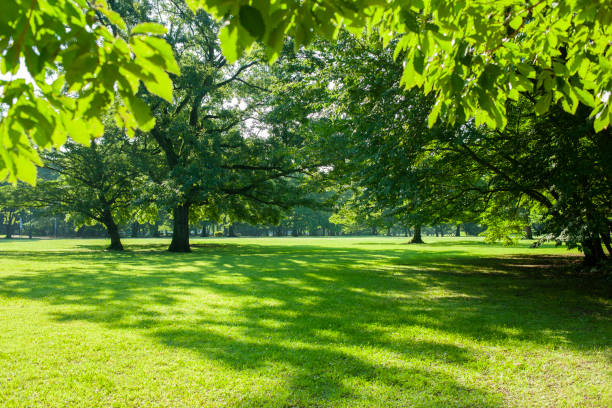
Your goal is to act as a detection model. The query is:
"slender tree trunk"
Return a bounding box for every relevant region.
[228,224,236,237]
[131,222,139,238]
[455,224,461,237]
[5,212,15,239]
[411,224,424,244]
[151,222,160,237]
[524,225,533,240]
[201,222,208,237]
[102,212,123,251]
[600,232,612,257]
[371,226,377,236]
[386,227,391,236]
[169,204,191,252]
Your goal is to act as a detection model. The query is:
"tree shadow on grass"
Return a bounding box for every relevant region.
[0,242,610,406]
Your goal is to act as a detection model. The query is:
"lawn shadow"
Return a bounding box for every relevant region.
[0,241,610,406]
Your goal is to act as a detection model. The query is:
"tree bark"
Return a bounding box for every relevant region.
[102,212,123,251]
[455,224,461,237]
[524,225,533,240]
[201,222,209,237]
[411,224,424,244]
[169,204,191,252]
[371,226,377,236]
[582,234,606,266]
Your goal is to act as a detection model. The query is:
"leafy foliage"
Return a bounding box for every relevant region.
[192,0,612,132]
[0,0,179,184]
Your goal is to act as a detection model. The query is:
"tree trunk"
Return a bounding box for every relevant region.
[228,224,236,237]
[455,224,461,237]
[5,212,15,239]
[371,226,377,236]
[102,212,123,251]
[582,234,606,266]
[131,222,139,238]
[524,225,533,240]
[411,224,424,244]
[600,232,612,257]
[169,204,191,252]
[201,222,209,237]
[386,227,391,236]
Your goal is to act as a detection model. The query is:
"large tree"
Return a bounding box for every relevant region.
[123,1,320,252]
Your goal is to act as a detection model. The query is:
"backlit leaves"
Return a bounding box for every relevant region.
[0,0,180,184]
[190,0,612,133]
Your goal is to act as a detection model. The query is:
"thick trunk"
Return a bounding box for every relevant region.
[524,225,533,240]
[201,223,208,237]
[103,214,123,251]
[169,204,191,252]
[411,224,424,244]
[582,235,606,266]
[371,226,377,236]
[5,213,15,239]
[228,224,236,237]
[386,227,391,236]
[455,225,461,237]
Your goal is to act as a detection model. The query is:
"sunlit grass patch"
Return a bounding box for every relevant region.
[0,237,609,407]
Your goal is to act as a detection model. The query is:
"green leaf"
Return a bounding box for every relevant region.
[534,92,552,115]
[64,117,91,144]
[219,24,239,64]
[593,105,609,133]
[239,5,266,39]
[142,68,173,102]
[125,95,155,130]
[98,7,127,31]
[509,16,522,30]
[131,22,167,36]
[428,102,442,128]
[573,87,595,107]
[15,156,37,185]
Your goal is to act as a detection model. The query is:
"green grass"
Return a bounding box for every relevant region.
[0,237,610,407]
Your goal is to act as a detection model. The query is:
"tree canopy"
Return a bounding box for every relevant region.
[194,0,611,132]
[1,0,179,183]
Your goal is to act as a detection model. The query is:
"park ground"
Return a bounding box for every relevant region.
[0,237,610,407]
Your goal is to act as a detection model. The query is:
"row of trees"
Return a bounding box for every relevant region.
[1,0,610,265]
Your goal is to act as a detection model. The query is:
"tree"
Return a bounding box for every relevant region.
[296,33,610,263]
[192,0,612,133]
[1,0,179,184]
[124,2,320,252]
[0,184,22,238]
[34,127,137,250]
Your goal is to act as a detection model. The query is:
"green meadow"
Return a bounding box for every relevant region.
[0,237,610,407]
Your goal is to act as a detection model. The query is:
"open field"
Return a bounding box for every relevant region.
[0,237,610,407]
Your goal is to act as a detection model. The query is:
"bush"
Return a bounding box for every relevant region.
[214,231,224,237]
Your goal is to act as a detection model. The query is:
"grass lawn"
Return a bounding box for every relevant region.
[0,237,610,407]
